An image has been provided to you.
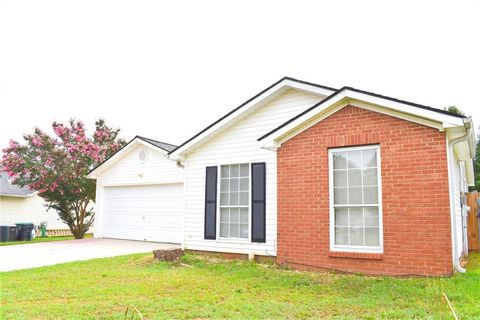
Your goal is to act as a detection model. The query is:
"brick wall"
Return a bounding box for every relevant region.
[277,105,452,276]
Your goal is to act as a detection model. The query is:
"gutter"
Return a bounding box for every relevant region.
[450,117,475,157]
[447,117,473,273]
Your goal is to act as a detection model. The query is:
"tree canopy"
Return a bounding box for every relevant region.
[1,119,126,238]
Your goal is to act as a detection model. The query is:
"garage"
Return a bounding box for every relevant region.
[87,136,185,244]
[102,184,184,243]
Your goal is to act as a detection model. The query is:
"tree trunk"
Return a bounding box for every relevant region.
[59,201,92,239]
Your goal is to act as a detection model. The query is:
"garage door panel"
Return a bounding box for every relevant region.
[102,184,183,243]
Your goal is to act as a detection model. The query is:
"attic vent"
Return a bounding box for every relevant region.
[138,149,148,163]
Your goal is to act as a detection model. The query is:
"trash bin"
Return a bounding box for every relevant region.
[0,226,18,242]
[15,223,34,241]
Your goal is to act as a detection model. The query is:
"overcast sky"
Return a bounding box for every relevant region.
[1,0,479,149]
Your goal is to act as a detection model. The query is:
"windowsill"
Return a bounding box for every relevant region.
[329,250,383,260]
[216,237,251,244]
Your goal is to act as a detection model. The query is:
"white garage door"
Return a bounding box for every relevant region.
[102,184,184,243]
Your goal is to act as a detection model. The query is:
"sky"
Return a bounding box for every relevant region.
[1,0,479,149]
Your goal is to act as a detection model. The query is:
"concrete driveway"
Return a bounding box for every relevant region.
[0,238,181,272]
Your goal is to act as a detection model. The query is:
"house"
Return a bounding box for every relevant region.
[87,77,475,276]
[0,172,67,230]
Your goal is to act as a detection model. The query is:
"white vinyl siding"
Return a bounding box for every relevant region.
[452,154,467,257]
[329,145,383,253]
[0,195,67,229]
[97,144,183,186]
[183,88,325,255]
[93,143,184,238]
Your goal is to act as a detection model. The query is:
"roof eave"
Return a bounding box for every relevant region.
[169,77,337,159]
[260,89,466,149]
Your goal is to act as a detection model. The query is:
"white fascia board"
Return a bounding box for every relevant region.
[261,89,464,150]
[87,138,169,179]
[345,90,464,128]
[169,79,336,160]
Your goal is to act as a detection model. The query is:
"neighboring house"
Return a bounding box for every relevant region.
[88,77,475,276]
[0,172,67,229]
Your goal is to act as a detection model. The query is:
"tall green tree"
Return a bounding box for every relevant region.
[445,105,465,116]
[475,132,480,191]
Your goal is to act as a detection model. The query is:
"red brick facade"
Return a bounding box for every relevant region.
[277,105,452,276]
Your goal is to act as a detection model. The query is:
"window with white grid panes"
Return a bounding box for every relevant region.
[219,164,250,239]
[330,145,382,252]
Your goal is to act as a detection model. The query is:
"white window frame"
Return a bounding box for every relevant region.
[328,145,384,253]
[216,163,251,242]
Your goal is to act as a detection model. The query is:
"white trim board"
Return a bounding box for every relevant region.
[169,78,336,160]
[260,89,467,151]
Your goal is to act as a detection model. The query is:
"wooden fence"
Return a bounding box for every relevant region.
[35,228,73,237]
[466,192,479,252]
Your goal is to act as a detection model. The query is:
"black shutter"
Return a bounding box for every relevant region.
[204,166,217,240]
[251,162,266,243]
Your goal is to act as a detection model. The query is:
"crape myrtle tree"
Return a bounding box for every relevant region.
[1,120,126,239]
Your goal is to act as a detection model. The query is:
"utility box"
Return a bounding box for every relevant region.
[0,226,18,242]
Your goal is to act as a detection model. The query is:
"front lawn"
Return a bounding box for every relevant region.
[1,252,479,319]
[0,234,93,246]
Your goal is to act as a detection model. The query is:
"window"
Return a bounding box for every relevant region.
[219,164,250,239]
[329,145,382,252]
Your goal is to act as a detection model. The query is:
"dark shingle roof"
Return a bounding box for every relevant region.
[136,136,177,152]
[0,172,33,197]
[87,135,178,176]
[258,84,467,142]
[170,76,464,154]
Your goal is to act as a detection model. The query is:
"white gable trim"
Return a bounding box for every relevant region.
[260,88,466,150]
[87,138,170,179]
[169,78,336,160]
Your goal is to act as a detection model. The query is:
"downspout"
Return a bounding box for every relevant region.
[447,117,473,273]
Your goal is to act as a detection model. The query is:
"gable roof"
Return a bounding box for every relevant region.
[87,136,177,178]
[136,136,177,152]
[169,77,466,159]
[258,86,467,141]
[168,77,337,159]
[0,172,34,197]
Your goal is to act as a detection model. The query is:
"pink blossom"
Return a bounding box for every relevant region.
[31,137,43,147]
[66,143,77,153]
[8,139,20,148]
[53,125,65,137]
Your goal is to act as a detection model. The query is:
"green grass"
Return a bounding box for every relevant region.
[0,233,93,246]
[1,253,479,319]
